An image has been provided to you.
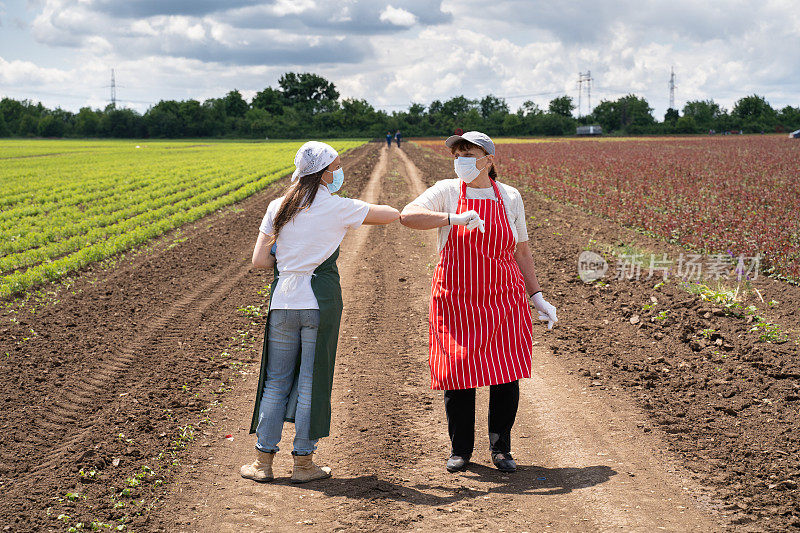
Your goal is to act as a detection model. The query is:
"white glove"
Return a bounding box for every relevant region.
[530,292,558,330]
[450,210,485,233]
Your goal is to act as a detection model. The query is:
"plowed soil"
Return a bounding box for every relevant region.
[1,140,797,532]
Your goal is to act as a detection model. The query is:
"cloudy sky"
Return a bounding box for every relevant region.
[1,0,798,118]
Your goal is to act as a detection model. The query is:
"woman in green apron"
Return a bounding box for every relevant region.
[241,141,399,483]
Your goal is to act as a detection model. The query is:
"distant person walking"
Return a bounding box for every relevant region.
[395,130,402,147]
[386,131,393,148]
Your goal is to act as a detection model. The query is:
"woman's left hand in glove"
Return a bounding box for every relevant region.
[530,291,558,330]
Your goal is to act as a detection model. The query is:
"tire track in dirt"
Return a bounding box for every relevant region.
[17,258,252,479]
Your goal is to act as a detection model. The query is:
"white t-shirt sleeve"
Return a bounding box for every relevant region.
[409,181,448,212]
[259,199,281,235]
[513,190,529,242]
[338,197,371,229]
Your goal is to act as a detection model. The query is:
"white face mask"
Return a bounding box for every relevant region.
[454,155,488,183]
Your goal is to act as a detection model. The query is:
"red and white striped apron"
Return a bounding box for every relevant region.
[428,179,533,390]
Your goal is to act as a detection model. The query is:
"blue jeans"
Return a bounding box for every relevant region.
[255,309,320,455]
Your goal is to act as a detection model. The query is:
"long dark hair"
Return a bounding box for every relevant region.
[269,168,325,243]
[449,139,497,180]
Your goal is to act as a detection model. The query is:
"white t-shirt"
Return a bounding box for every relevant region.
[259,185,370,309]
[409,179,528,252]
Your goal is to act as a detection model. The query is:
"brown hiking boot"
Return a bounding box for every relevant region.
[240,450,275,482]
[291,452,331,483]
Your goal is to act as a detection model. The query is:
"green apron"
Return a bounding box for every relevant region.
[249,248,343,440]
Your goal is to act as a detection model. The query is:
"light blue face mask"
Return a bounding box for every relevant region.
[327,167,344,193]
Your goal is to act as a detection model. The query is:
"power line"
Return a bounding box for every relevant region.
[0,89,153,106]
[378,89,569,109]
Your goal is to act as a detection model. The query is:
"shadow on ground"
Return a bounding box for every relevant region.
[267,464,617,505]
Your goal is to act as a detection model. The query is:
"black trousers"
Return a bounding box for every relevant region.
[443,380,519,457]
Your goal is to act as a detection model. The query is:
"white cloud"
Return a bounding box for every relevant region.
[379,6,417,27]
[0,56,70,85]
[1,0,797,118]
[271,0,316,17]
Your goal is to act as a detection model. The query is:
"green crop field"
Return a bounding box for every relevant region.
[0,139,365,298]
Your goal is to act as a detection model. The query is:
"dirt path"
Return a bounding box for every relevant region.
[158,145,723,532]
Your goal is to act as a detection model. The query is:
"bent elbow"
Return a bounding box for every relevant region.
[387,206,401,223]
[399,205,416,225]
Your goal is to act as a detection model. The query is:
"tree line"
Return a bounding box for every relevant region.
[1,72,798,139]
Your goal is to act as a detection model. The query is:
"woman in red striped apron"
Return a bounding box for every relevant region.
[401,131,558,473]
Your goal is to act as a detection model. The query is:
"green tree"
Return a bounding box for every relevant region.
[548,95,575,118]
[339,98,379,132]
[520,100,542,117]
[0,113,9,137]
[0,98,25,131]
[246,107,272,138]
[591,94,654,133]
[179,99,208,136]
[664,108,679,124]
[682,100,724,131]
[278,72,339,114]
[501,113,525,135]
[459,108,484,132]
[732,94,777,132]
[18,115,38,136]
[539,113,573,135]
[145,100,183,137]
[37,114,65,137]
[99,106,143,138]
[778,105,800,131]
[74,107,100,136]
[479,95,509,119]
[618,94,654,132]
[223,90,248,118]
[401,102,426,129]
[675,115,699,134]
[251,87,285,115]
[441,95,477,118]
[201,98,228,135]
[732,94,775,121]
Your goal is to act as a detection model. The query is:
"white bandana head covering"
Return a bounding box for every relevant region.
[291,141,338,182]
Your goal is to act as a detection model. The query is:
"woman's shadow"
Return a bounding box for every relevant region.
[271,463,617,506]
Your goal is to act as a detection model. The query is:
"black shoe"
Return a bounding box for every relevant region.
[491,452,517,473]
[446,455,470,473]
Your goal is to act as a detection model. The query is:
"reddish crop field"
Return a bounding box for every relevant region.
[423,136,800,281]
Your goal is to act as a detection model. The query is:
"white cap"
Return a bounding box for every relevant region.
[445,131,495,155]
[291,141,338,182]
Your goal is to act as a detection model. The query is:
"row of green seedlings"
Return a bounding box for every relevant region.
[1,166,286,297]
[2,164,264,273]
